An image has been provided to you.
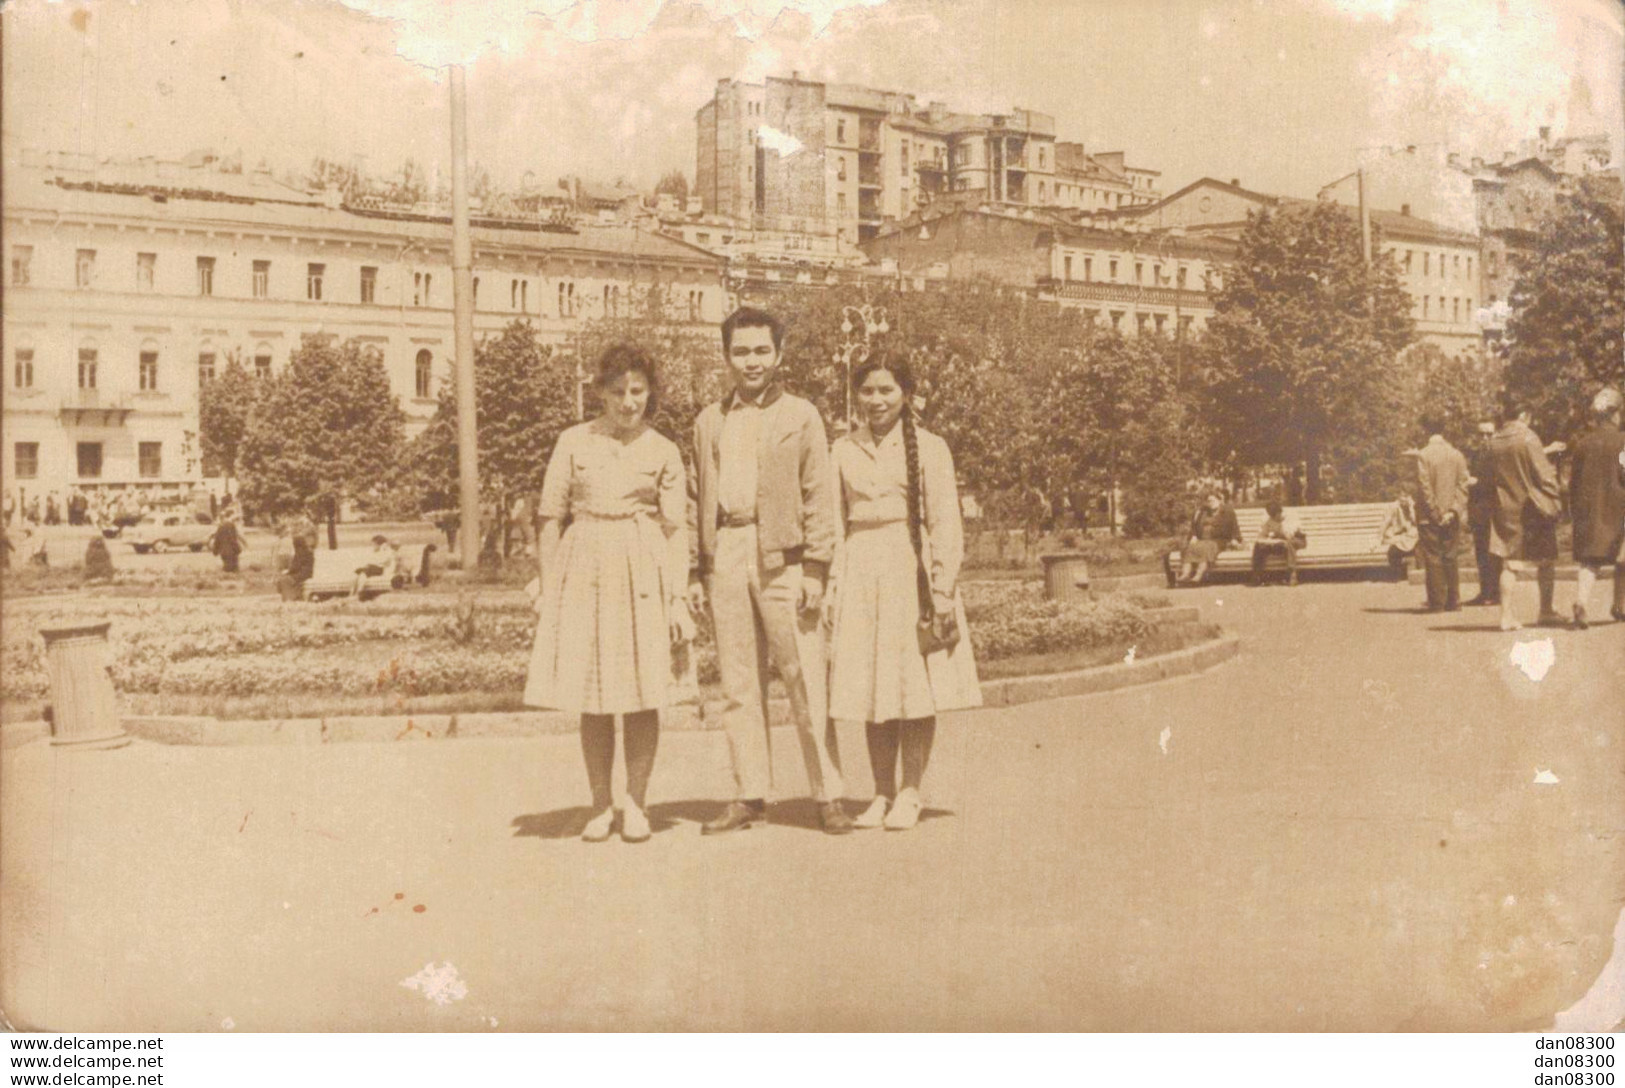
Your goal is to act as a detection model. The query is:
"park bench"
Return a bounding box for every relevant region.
[1164,501,1397,586]
[301,543,432,601]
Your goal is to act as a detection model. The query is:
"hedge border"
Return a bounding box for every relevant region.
[1,632,1240,749]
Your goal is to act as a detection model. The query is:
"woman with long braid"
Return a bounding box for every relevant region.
[826,352,981,831]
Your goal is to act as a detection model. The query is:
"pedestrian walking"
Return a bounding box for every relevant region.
[827,352,981,832]
[3,487,17,528]
[687,307,849,836]
[1414,418,1470,612]
[524,344,695,844]
[1566,387,1625,628]
[1487,397,1563,631]
[1465,421,1501,606]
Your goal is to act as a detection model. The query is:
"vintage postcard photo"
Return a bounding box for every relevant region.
[1,0,1622,1038]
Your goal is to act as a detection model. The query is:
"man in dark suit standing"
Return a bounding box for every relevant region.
[1567,387,1625,628]
[1488,397,1563,631]
[1414,415,1471,612]
[1464,421,1501,606]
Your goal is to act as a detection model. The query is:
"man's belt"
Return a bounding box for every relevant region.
[717,510,756,528]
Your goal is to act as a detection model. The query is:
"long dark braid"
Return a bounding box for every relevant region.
[853,352,931,623]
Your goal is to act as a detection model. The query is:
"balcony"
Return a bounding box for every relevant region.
[858,164,883,189]
[59,390,135,426]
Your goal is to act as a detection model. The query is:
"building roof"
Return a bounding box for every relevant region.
[1116,176,1479,246]
[870,202,1236,259]
[4,167,724,268]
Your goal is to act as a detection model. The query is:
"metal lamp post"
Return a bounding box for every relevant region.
[833,303,890,433]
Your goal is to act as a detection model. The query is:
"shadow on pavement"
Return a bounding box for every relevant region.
[767,797,955,832]
[1362,607,1435,616]
[512,798,956,839]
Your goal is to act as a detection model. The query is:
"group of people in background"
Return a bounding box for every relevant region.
[523,306,982,844]
[1408,388,1625,631]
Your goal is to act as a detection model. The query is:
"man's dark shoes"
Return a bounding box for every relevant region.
[1574,604,1589,631]
[702,799,765,835]
[819,801,855,835]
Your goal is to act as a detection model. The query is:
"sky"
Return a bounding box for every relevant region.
[2,0,1620,205]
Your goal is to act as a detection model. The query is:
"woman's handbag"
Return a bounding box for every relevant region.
[915,561,961,655]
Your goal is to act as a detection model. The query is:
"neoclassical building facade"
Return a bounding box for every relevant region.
[3,159,725,500]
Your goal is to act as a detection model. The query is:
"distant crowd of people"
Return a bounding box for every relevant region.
[1167,386,1625,634]
[1407,388,1625,631]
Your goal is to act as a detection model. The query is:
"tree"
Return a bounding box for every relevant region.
[655,170,689,206]
[305,157,364,201]
[1503,176,1624,440]
[238,336,405,547]
[1043,331,1204,537]
[1201,200,1416,502]
[405,321,579,553]
[1401,343,1502,449]
[198,351,258,484]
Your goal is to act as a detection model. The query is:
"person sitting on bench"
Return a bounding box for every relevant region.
[353,534,398,598]
[1176,490,1242,586]
[1251,500,1304,586]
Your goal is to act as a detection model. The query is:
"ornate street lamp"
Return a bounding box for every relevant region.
[832,302,890,433]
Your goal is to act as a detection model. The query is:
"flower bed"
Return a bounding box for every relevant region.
[2,580,1192,721]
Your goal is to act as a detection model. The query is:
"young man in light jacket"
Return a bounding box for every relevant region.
[688,307,851,836]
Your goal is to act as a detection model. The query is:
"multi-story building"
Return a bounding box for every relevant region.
[861,203,1230,338]
[695,75,1159,245]
[3,153,726,501]
[1113,177,1485,353]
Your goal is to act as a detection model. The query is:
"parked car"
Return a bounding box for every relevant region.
[125,511,216,553]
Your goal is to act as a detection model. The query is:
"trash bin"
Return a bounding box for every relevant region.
[38,621,129,749]
[1039,553,1090,602]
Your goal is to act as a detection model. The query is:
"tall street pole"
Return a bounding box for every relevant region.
[450,65,480,570]
[1357,166,1373,267]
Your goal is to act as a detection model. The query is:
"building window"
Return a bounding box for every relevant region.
[511,279,522,310]
[473,277,480,307]
[14,347,34,389]
[1064,255,1073,281]
[253,260,270,298]
[1038,181,1047,203]
[603,284,613,315]
[1466,258,1473,280]
[1422,296,1430,318]
[1422,252,1430,276]
[139,442,162,479]
[1136,313,1150,335]
[196,256,215,296]
[78,345,98,390]
[415,350,432,398]
[1177,266,1187,289]
[360,266,377,303]
[14,442,39,479]
[1452,298,1460,322]
[1109,310,1124,330]
[139,350,159,391]
[837,119,847,144]
[558,281,576,317]
[1453,255,1461,275]
[1084,257,1093,281]
[901,144,909,177]
[837,192,848,216]
[1466,296,1473,315]
[77,442,103,480]
[1404,250,1413,272]
[1178,315,1194,339]
[137,252,156,291]
[198,351,217,386]
[1154,313,1167,334]
[10,245,32,286]
[76,249,97,288]
[1109,259,1119,281]
[1135,263,1144,284]
[521,281,528,311]
[307,263,325,301]
[254,351,272,380]
[1439,295,1446,316]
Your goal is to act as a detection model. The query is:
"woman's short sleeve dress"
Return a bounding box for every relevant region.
[524,421,697,715]
[827,423,981,724]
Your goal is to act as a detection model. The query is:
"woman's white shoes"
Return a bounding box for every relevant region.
[581,807,615,842]
[853,796,889,829]
[883,789,922,831]
[621,803,651,843]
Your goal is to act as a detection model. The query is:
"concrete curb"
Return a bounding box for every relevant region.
[5,633,1241,748]
[1142,605,1201,625]
[978,633,1241,708]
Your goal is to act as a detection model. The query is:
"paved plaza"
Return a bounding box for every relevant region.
[2,575,1622,1031]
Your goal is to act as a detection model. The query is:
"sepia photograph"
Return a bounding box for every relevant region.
[1,0,1623,1056]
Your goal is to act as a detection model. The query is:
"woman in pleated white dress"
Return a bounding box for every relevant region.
[827,353,980,831]
[525,344,696,843]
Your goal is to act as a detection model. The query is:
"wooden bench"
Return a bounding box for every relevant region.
[301,544,431,601]
[1165,502,1397,586]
